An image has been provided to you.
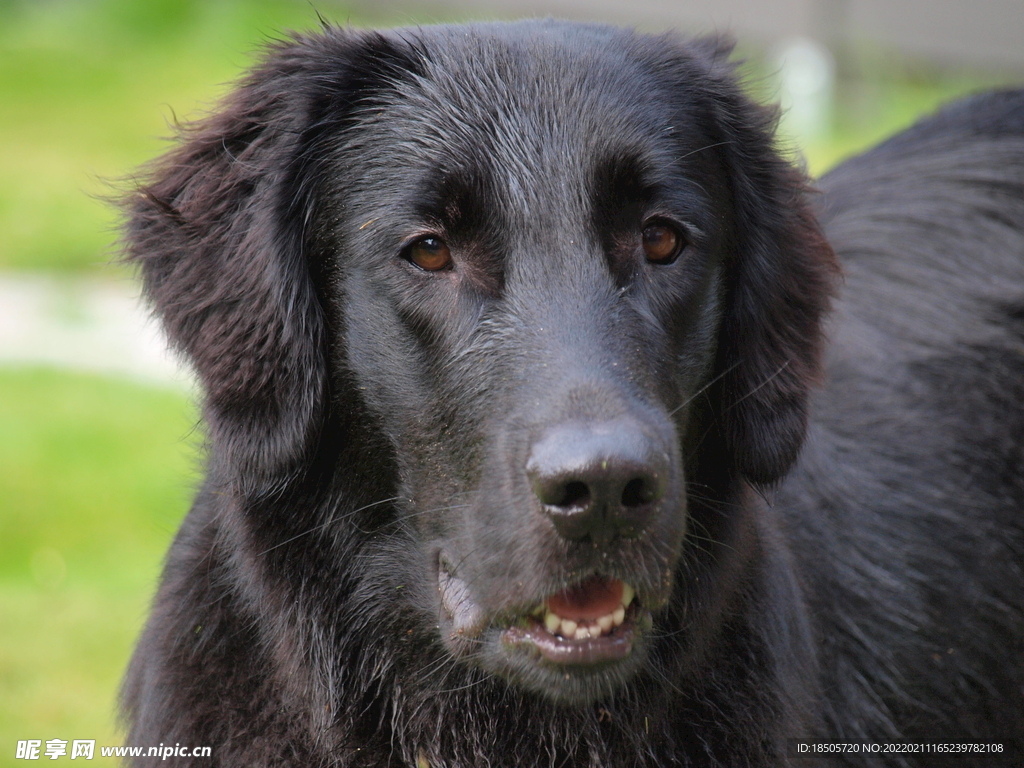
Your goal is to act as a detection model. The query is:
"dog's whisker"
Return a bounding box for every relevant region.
[668,360,743,417]
[256,496,402,556]
[724,359,792,412]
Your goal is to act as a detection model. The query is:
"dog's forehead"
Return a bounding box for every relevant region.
[406,24,647,129]
[344,24,709,206]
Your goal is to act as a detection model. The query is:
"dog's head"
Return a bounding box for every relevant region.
[126,21,835,705]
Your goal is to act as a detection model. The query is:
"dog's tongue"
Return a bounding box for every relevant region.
[546,576,624,621]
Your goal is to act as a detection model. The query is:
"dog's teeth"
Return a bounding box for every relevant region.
[622,583,635,607]
[540,593,633,639]
[544,611,561,633]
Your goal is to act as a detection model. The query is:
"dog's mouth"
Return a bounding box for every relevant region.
[438,558,645,667]
[503,575,640,665]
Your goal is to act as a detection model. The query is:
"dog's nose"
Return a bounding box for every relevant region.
[527,421,670,545]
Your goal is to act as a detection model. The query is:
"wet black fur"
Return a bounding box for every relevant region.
[121,20,1024,767]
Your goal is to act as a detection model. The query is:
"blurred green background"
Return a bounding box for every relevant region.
[0,0,1018,764]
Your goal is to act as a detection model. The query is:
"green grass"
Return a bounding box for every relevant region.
[0,368,199,767]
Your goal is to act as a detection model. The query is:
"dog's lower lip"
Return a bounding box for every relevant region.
[502,610,638,665]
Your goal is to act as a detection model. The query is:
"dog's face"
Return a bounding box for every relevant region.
[128,21,834,706]
[328,28,731,700]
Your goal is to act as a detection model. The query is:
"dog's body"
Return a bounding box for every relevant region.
[779,95,1024,753]
[122,21,1024,767]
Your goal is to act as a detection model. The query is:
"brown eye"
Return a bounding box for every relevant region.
[405,237,452,271]
[642,221,684,264]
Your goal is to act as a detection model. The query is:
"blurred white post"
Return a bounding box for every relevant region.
[775,36,836,144]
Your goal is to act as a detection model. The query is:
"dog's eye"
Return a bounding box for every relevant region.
[405,237,453,271]
[642,221,685,265]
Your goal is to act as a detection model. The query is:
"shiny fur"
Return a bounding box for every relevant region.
[122,20,1024,767]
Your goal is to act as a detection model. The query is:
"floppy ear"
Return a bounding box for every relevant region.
[687,38,839,485]
[123,29,416,497]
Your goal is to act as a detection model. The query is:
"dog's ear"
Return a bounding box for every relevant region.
[670,37,839,485]
[123,29,417,496]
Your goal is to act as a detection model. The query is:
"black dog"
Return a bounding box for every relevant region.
[121,20,1024,766]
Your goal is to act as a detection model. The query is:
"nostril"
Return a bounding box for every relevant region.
[557,480,591,509]
[620,476,657,508]
[527,419,673,543]
[533,476,592,508]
